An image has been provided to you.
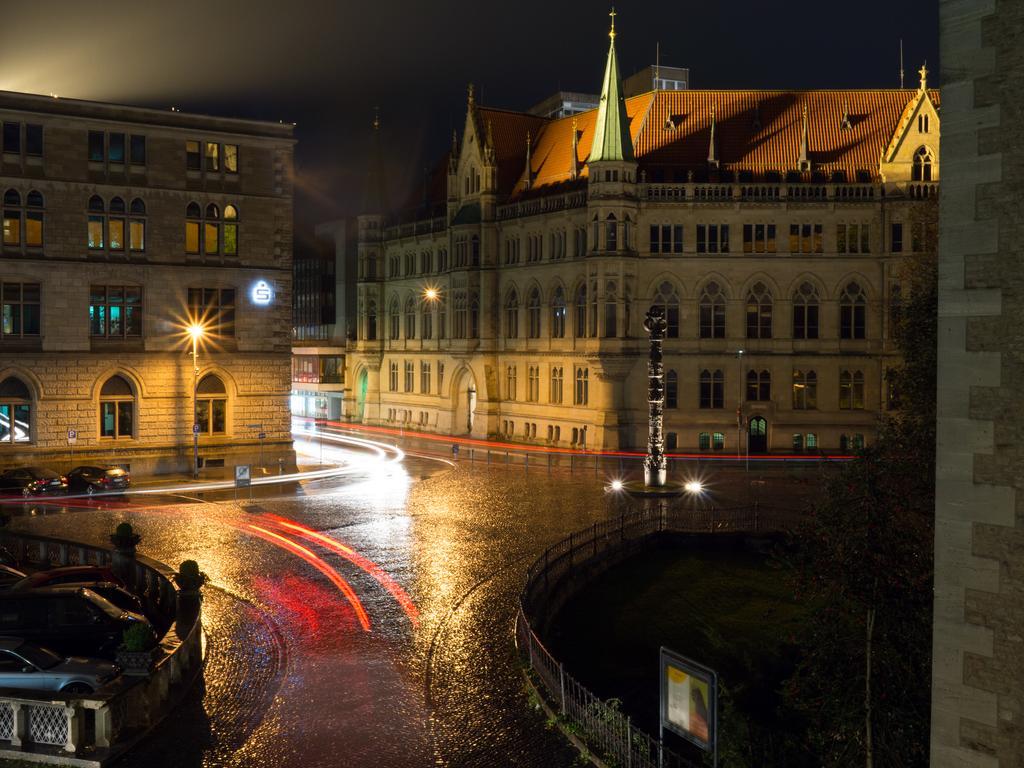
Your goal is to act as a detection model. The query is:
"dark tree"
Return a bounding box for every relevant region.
[785,247,936,767]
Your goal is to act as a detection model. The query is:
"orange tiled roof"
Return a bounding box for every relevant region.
[476,107,548,192]
[512,88,939,196]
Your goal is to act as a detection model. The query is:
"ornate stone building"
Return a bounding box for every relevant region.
[347,20,939,453]
[0,91,295,475]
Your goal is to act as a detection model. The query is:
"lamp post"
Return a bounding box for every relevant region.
[187,323,205,479]
[735,349,748,474]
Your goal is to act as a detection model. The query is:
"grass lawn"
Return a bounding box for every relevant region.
[546,533,813,765]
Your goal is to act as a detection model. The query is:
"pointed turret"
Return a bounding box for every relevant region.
[570,117,580,180]
[707,107,719,169]
[589,8,634,164]
[524,131,533,190]
[798,103,811,171]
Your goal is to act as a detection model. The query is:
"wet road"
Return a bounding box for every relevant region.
[4,431,625,767]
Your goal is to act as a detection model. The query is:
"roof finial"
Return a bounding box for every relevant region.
[524,130,533,190]
[707,106,718,168]
[372,106,380,130]
[798,102,811,171]
[609,7,617,41]
[899,39,905,89]
[467,83,475,105]
[918,62,928,91]
[570,116,580,180]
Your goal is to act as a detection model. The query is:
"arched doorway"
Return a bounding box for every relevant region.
[450,368,477,435]
[355,368,368,422]
[748,416,768,454]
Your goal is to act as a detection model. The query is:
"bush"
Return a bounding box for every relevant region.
[110,522,141,550]
[121,622,156,652]
[174,559,207,591]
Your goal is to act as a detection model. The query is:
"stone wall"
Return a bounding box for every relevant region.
[932,1,1023,764]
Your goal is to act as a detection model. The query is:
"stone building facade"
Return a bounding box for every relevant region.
[0,91,295,476]
[346,22,940,453]
[932,1,1024,764]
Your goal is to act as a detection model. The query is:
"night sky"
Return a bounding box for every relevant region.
[0,0,939,247]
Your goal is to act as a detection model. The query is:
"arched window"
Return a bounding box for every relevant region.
[746,282,773,339]
[365,299,377,341]
[453,292,467,338]
[437,295,447,340]
[468,291,479,338]
[575,367,589,405]
[87,195,105,250]
[527,287,541,339]
[574,283,587,338]
[196,374,227,434]
[129,198,145,251]
[551,287,566,339]
[699,281,726,339]
[746,370,771,401]
[840,281,867,339]
[223,205,238,256]
[99,375,134,438]
[470,235,480,266]
[792,282,819,339]
[506,365,517,400]
[4,189,44,248]
[204,204,220,255]
[604,281,618,338]
[605,213,618,251]
[404,297,416,339]
[653,281,680,338]
[107,197,125,251]
[839,370,865,410]
[550,366,564,404]
[912,146,932,181]
[388,297,400,340]
[699,369,724,408]
[422,298,433,341]
[185,202,202,254]
[792,369,817,409]
[665,370,678,409]
[0,376,32,443]
[504,288,519,339]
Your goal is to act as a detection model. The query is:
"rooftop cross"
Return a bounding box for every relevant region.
[609,7,617,40]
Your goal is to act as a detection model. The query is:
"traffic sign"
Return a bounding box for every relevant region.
[235,465,251,488]
[258,432,266,440]
[193,423,201,435]
[67,429,77,445]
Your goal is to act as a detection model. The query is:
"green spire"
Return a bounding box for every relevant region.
[590,9,634,164]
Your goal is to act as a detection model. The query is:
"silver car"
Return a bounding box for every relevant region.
[0,637,119,694]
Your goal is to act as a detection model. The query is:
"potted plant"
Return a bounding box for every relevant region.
[116,622,159,675]
[174,560,207,598]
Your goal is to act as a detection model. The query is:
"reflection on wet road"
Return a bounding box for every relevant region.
[3,432,625,767]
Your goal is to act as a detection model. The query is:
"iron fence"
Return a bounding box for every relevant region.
[517,502,798,767]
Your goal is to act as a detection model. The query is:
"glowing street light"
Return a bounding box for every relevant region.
[185,321,207,478]
[684,480,704,495]
[607,478,625,493]
[423,286,440,302]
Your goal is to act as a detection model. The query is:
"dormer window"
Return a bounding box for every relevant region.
[912,147,933,181]
[917,114,930,133]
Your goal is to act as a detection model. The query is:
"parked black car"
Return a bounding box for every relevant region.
[0,587,151,658]
[0,467,67,498]
[66,466,131,496]
[0,566,27,591]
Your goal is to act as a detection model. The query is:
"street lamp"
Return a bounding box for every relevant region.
[422,286,440,302]
[187,323,205,479]
[735,349,748,474]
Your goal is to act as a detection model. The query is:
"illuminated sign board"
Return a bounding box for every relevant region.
[251,280,274,305]
[660,647,717,760]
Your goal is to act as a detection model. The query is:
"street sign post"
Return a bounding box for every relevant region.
[246,424,265,471]
[235,465,251,487]
[67,429,77,467]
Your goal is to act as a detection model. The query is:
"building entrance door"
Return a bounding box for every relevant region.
[748,416,768,454]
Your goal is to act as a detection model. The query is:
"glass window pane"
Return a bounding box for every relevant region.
[212,399,226,433]
[204,223,218,254]
[88,131,105,162]
[117,401,133,436]
[130,220,144,250]
[223,223,237,255]
[205,142,219,171]
[89,303,105,336]
[125,304,142,336]
[0,404,9,442]
[3,213,19,245]
[101,402,116,437]
[108,218,124,250]
[186,140,201,170]
[25,211,42,246]
[88,217,104,249]
[224,144,238,173]
[12,404,30,442]
[22,302,39,335]
[185,221,199,253]
[25,125,42,157]
[2,123,19,153]
[108,305,123,336]
[196,400,210,433]
[108,133,125,163]
[129,135,146,165]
